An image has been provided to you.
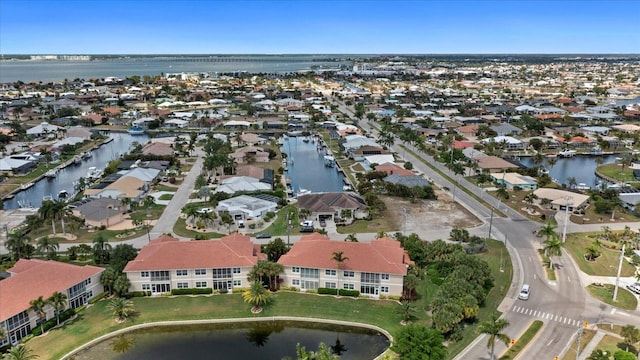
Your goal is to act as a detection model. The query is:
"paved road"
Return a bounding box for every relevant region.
[322,91,622,359]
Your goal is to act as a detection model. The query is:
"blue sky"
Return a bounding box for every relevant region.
[1,0,639,54]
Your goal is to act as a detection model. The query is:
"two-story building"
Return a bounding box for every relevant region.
[124,234,265,294]
[277,233,413,298]
[0,259,104,346]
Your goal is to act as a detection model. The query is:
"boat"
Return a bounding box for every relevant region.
[58,190,69,199]
[545,153,557,158]
[303,137,310,143]
[86,166,103,181]
[21,182,35,190]
[45,169,58,179]
[576,183,590,190]
[343,185,352,191]
[127,126,145,135]
[323,155,335,167]
[558,150,577,158]
[296,188,312,197]
[80,151,92,160]
[73,156,82,165]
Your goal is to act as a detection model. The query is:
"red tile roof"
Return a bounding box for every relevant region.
[453,140,476,149]
[278,235,413,275]
[374,162,414,176]
[123,234,265,272]
[0,259,104,321]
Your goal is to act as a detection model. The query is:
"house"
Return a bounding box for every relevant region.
[490,123,523,136]
[474,156,519,172]
[0,259,104,346]
[84,176,148,203]
[25,122,62,138]
[230,146,270,164]
[374,162,414,176]
[481,136,524,150]
[278,234,413,297]
[363,154,395,168]
[533,188,589,211]
[215,176,272,194]
[296,192,368,222]
[350,146,389,161]
[619,190,640,213]
[124,234,265,294]
[141,142,173,156]
[491,172,538,190]
[0,157,36,175]
[216,195,278,219]
[71,197,125,228]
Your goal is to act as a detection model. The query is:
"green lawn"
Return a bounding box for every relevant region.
[155,185,178,192]
[261,205,301,236]
[593,334,627,357]
[597,164,636,183]
[172,218,223,239]
[158,194,174,201]
[564,233,636,277]
[336,219,393,234]
[26,292,406,360]
[587,284,638,311]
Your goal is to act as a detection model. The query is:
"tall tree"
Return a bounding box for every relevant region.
[264,238,288,262]
[243,281,271,313]
[29,296,48,334]
[543,237,564,269]
[47,291,67,326]
[100,267,118,296]
[107,297,135,323]
[620,324,640,351]
[36,236,59,260]
[92,233,112,264]
[476,313,511,360]
[332,251,349,295]
[391,324,447,360]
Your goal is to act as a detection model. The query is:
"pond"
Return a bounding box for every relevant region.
[70,320,390,360]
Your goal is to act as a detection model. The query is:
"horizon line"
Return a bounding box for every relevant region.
[3,53,640,56]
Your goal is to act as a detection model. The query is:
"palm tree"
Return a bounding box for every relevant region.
[332,251,349,296]
[543,237,564,270]
[396,300,418,324]
[2,345,39,360]
[620,324,640,351]
[6,232,31,260]
[538,222,558,243]
[182,206,199,227]
[587,349,610,360]
[92,233,112,264]
[584,245,601,261]
[243,281,271,313]
[29,296,48,334]
[36,236,59,260]
[476,313,511,360]
[47,291,67,326]
[107,297,135,323]
[344,233,358,242]
[38,200,57,235]
[100,267,118,295]
[523,192,538,211]
[403,273,420,300]
[375,230,387,239]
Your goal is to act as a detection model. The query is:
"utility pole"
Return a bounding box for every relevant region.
[488,206,495,240]
[613,243,625,302]
[562,196,571,243]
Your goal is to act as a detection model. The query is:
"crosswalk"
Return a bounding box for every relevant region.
[511,305,580,327]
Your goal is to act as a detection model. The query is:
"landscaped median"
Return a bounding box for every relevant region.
[25,292,406,360]
[499,320,544,360]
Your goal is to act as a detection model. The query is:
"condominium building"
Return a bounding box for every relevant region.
[0,259,104,346]
[124,234,265,294]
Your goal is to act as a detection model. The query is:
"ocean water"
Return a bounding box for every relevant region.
[0,55,351,83]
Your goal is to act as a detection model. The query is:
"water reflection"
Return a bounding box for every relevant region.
[110,335,135,354]
[245,322,285,348]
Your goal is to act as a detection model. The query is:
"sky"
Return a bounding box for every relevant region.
[1,0,639,54]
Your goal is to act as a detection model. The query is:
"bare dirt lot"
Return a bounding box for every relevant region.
[381,191,483,235]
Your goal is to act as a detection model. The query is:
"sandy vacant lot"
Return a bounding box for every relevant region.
[381,191,483,235]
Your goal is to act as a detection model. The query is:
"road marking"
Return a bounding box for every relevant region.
[547,338,554,346]
[554,315,559,321]
[611,308,617,315]
[546,313,551,319]
[567,276,571,283]
[513,306,520,312]
[534,274,537,280]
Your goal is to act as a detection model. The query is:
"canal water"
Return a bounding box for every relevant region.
[280,136,346,195]
[70,321,389,360]
[3,133,148,209]
[518,154,619,188]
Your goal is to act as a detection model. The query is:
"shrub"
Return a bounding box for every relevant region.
[232,287,249,293]
[338,289,360,297]
[126,291,151,298]
[318,287,338,295]
[219,287,229,294]
[171,288,213,295]
[278,286,300,292]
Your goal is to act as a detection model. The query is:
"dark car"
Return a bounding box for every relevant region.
[300,226,314,233]
[320,220,326,227]
[256,233,271,239]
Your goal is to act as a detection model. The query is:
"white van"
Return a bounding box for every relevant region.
[518,284,530,300]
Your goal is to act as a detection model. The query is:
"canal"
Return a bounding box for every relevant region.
[70,321,389,360]
[518,154,619,188]
[3,133,148,209]
[280,136,346,195]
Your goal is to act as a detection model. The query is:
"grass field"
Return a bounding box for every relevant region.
[172,218,224,239]
[564,233,636,277]
[587,284,638,311]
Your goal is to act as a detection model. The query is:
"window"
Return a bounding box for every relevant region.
[361,285,379,295]
[233,267,241,274]
[325,282,336,289]
[213,280,231,290]
[141,271,149,278]
[381,286,389,293]
[300,268,319,278]
[177,282,188,289]
[301,280,319,290]
[292,267,300,273]
[142,284,151,290]
[292,279,300,286]
[361,272,380,284]
[195,269,206,276]
[85,278,92,285]
[176,270,188,276]
[212,268,232,279]
[381,274,390,281]
[151,271,170,281]
[343,283,354,290]
[233,279,242,287]
[195,281,207,288]
[325,269,336,276]
[343,271,354,278]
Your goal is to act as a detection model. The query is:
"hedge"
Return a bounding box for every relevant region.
[31,308,76,336]
[171,288,213,295]
[317,288,360,297]
[125,291,151,298]
[88,292,107,304]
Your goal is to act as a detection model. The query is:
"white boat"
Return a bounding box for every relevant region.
[86,166,103,181]
[296,188,312,197]
[576,183,590,190]
[323,155,335,167]
[558,150,577,158]
[343,185,352,191]
[58,190,69,199]
[80,151,92,160]
[45,169,58,178]
[127,126,145,135]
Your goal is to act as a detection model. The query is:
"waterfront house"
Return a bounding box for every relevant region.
[474,156,519,172]
[230,146,270,164]
[278,234,413,297]
[215,176,272,194]
[216,195,278,220]
[0,259,104,346]
[296,192,368,223]
[25,122,61,139]
[491,172,538,190]
[71,197,125,228]
[533,188,589,211]
[374,162,414,176]
[124,234,265,294]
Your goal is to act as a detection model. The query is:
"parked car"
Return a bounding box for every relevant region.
[197,208,213,214]
[626,282,640,295]
[256,233,271,239]
[320,220,326,227]
[300,226,314,233]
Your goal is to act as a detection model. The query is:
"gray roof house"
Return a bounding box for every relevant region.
[490,123,523,136]
[383,174,431,188]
